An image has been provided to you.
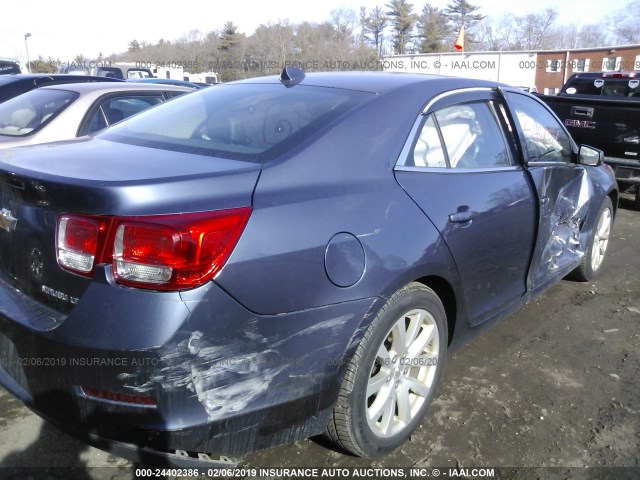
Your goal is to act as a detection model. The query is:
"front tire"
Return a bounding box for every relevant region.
[571,196,613,281]
[326,282,447,457]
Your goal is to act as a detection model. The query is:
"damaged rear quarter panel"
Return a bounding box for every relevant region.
[116,281,383,452]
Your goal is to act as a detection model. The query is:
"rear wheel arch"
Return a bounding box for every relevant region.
[415,275,457,346]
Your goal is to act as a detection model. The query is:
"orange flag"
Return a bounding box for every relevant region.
[454,26,465,51]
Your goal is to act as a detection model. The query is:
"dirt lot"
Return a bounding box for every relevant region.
[1,195,639,479]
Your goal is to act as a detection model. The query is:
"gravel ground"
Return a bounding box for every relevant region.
[1,195,639,480]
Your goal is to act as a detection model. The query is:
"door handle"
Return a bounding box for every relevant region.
[571,106,594,118]
[449,210,474,223]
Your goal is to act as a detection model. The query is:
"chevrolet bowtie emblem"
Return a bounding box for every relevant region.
[0,208,18,232]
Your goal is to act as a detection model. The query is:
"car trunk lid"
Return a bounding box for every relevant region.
[0,137,261,314]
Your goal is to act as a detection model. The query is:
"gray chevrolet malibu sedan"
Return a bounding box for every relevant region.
[0,68,618,467]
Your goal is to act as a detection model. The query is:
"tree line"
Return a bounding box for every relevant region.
[29,0,640,81]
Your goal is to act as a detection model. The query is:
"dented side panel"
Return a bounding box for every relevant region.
[526,166,594,289]
[0,271,382,454]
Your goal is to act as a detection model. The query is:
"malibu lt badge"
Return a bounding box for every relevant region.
[0,208,18,232]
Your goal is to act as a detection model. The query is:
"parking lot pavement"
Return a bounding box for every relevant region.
[1,198,639,479]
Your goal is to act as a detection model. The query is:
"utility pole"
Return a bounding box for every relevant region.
[24,33,31,73]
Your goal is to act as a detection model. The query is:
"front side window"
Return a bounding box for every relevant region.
[0,88,78,137]
[407,101,513,169]
[564,76,639,97]
[506,92,572,164]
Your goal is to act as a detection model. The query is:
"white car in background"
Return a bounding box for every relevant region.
[0,82,192,149]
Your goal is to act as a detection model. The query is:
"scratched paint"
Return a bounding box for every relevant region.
[119,315,355,420]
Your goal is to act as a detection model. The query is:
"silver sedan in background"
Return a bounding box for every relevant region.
[0,82,193,149]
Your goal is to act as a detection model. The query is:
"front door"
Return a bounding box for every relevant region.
[502,91,594,290]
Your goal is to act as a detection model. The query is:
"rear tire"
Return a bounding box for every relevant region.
[570,196,613,281]
[326,282,447,457]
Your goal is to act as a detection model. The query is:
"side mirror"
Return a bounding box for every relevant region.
[578,145,603,166]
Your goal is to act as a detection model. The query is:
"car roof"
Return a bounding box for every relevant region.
[231,71,501,94]
[38,82,194,94]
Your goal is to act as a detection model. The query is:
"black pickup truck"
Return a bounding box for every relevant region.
[538,71,640,207]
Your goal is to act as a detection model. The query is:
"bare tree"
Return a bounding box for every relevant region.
[249,21,296,74]
[609,0,640,44]
[519,8,558,49]
[330,8,358,43]
[577,24,611,48]
[476,8,559,50]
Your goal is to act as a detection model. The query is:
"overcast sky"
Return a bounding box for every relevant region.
[1,0,630,62]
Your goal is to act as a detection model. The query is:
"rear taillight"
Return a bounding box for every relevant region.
[57,215,110,276]
[112,209,251,290]
[56,208,251,290]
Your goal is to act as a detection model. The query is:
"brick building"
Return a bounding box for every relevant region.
[536,45,640,94]
[385,44,640,94]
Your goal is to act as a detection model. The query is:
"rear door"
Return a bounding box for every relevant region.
[394,88,537,325]
[502,90,594,290]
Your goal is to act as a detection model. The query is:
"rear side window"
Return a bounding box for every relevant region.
[408,101,513,169]
[99,84,371,163]
[564,77,640,97]
[0,88,77,136]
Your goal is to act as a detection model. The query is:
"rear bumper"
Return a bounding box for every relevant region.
[0,266,381,456]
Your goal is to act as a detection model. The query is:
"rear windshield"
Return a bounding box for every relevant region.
[126,69,153,79]
[0,88,78,136]
[99,83,371,163]
[97,67,124,79]
[563,77,640,97]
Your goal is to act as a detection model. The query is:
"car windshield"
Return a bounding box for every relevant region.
[99,83,371,163]
[0,88,78,137]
